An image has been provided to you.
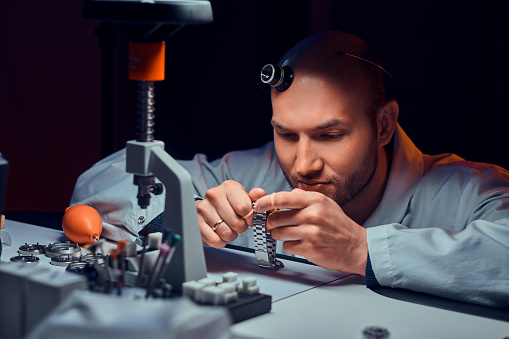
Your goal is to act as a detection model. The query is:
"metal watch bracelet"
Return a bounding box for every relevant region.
[252,203,284,270]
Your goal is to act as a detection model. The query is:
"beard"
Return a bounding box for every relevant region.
[281,138,379,207]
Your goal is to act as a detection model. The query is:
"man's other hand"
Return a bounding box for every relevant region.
[197,180,266,248]
[254,188,368,275]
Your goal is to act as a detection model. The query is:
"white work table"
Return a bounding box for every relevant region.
[1,219,508,339]
[232,275,509,338]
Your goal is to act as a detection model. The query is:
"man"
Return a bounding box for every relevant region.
[71,31,509,308]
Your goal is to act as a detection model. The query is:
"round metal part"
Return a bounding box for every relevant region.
[10,255,40,266]
[66,261,91,274]
[18,243,46,256]
[46,241,81,258]
[362,326,390,339]
[50,255,82,267]
[81,253,106,265]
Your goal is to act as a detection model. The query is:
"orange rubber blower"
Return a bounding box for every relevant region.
[62,205,102,244]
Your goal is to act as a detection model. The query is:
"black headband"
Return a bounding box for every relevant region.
[260,51,395,92]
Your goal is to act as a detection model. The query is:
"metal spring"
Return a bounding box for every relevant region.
[136,80,155,142]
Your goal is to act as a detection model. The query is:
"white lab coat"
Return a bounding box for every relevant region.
[71,124,509,307]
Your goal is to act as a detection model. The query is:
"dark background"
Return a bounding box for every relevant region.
[1,0,508,213]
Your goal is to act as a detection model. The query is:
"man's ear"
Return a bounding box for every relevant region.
[376,99,399,146]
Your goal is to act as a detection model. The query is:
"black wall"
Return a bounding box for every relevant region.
[117,0,509,167]
[1,0,508,212]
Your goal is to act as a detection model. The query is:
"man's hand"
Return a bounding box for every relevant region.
[254,188,368,275]
[196,180,266,248]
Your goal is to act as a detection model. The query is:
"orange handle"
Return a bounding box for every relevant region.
[62,205,103,244]
[129,41,165,81]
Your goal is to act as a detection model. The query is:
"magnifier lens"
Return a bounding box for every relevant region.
[261,64,275,83]
[260,64,293,91]
[261,64,283,86]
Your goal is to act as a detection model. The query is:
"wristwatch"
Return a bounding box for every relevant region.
[252,203,284,270]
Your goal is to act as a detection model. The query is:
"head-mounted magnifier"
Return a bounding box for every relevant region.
[260,64,294,92]
[260,51,395,92]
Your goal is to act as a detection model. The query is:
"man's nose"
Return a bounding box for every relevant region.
[294,139,323,176]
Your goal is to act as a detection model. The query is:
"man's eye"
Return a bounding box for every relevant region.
[277,131,294,138]
[321,134,343,140]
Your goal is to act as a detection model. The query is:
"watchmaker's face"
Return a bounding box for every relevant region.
[271,72,379,207]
